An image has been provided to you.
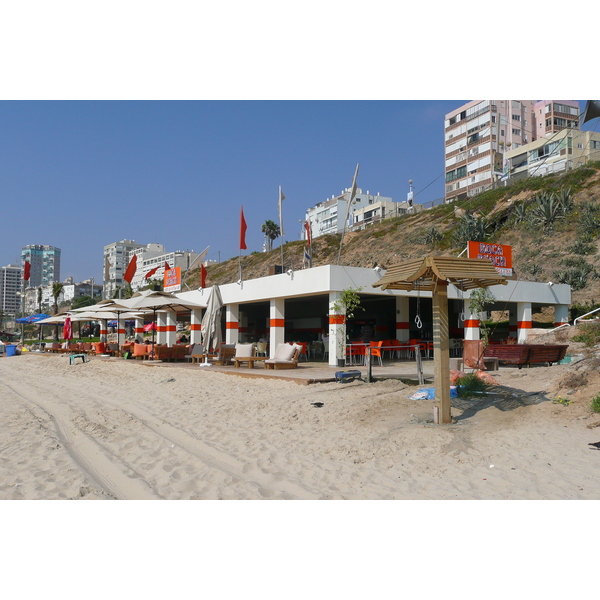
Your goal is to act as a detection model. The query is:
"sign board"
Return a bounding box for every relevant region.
[467,241,513,276]
[164,267,181,292]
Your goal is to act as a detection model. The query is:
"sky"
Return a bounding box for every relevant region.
[3,99,598,283]
[0,99,471,281]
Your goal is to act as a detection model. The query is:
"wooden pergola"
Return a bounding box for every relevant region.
[373,256,507,424]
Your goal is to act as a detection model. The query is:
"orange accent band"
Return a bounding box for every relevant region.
[157,326,166,332]
[270,318,285,328]
[190,324,201,331]
[329,315,345,325]
[464,319,480,328]
[517,321,532,329]
[118,328,125,334]
[554,322,567,327]
[226,322,239,329]
[135,327,144,333]
[166,326,176,332]
[396,322,409,329]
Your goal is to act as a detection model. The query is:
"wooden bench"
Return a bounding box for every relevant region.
[484,344,568,369]
[234,356,267,369]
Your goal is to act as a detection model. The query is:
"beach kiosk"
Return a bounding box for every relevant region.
[373,256,507,424]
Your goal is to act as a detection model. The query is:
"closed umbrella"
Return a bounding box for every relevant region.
[199,285,223,367]
[63,316,73,345]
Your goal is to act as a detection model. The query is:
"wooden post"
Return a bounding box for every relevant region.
[433,280,451,424]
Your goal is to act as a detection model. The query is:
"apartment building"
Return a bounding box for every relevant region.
[305,189,394,239]
[103,239,146,298]
[444,100,581,203]
[505,128,600,181]
[127,244,201,291]
[0,264,23,318]
[21,244,61,286]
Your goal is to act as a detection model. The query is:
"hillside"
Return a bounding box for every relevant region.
[185,162,600,316]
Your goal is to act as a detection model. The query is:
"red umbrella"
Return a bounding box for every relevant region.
[63,316,73,342]
[143,322,157,332]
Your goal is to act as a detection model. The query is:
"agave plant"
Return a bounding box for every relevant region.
[528,191,564,231]
[452,213,488,247]
[511,202,528,225]
[423,226,443,246]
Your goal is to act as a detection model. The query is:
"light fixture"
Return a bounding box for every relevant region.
[547,281,554,287]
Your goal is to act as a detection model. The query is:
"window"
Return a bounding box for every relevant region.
[512,128,521,136]
[512,115,521,121]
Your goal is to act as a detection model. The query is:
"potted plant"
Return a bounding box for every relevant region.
[330,287,364,367]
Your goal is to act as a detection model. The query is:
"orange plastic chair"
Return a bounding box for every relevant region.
[369,341,384,366]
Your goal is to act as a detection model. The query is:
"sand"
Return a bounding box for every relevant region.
[2,336,600,501]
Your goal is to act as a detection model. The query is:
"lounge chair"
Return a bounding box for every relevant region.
[234,343,265,368]
[153,344,172,361]
[215,344,236,366]
[186,343,206,364]
[265,343,302,370]
[132,343,149,360]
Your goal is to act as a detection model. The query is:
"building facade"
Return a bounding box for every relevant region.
[505,128,600,181]
[444,100,581,203]
[21,244,61,287]
[127,245,201,291]
[305,189,394,239]
[103,239,146,299]
[0,264,23,318]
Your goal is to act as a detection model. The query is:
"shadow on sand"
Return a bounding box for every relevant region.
[451,385,550,421]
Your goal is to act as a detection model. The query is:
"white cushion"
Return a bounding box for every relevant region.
[235,343,254,357]
[274,343,296,361]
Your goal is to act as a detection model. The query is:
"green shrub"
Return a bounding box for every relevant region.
[591,394,600,413]
[572,322,600,347]
[456,373,488,397]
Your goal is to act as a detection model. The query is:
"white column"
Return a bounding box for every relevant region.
[190,308,203,345]
[165,311,177,347]
[157,311,167,345]
[463,298,481,341]
[517,302,532,343]
[226,303,240,345]
[328,291,345,367]
[134,317,144,342]
[99,319,108,343]
[269,298,285,358]
[554,304,569,328]
[395,296,410,342]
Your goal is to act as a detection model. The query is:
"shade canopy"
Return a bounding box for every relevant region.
[373,256,508,292]
[121,290,205,313]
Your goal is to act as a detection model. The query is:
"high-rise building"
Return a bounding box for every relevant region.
[444,100,581,203]
[0,264,23,318]
[103,239,146,299]
[21,244,61,286]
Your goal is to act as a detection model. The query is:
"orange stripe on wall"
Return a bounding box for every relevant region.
[190,324,201,331]
[157,326,166,332]
[463,319,480,328]
[226,322,239,329]
[270,318,285,328]
[517,321,532,329]
[328,315,345,325]
[166,326,176,332]
[396,322,409,329]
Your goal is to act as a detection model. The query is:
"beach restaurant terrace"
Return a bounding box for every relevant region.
[170,264,571,367]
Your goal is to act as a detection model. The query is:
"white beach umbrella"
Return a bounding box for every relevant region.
[199,285,223,366]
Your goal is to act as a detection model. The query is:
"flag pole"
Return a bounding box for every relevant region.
[279,186,285,272]
[337,163,359,265]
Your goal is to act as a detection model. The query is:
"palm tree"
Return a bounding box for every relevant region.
[52,282,64,341]
[261,220,280,252]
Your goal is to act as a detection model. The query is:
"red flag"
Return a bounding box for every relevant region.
[23,260,31,281]
[304,221,312,247]
[240,206,248,250]
[164,261,171,270]
[145,266,159,280]
[123,254,137,283]
[201,264,207,289]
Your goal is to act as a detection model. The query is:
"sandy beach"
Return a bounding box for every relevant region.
[2,337,600,501]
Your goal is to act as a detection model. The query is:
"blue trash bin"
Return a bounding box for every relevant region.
[5,344,17,357]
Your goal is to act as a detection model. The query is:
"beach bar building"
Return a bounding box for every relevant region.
[154,264,572,366]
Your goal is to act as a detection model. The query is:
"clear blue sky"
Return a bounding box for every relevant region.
[0,100,470,281]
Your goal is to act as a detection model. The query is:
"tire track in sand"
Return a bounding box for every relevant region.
[2,381,162,500]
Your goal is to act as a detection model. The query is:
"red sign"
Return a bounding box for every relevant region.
[164,267,181,292]
[467,241,512,276]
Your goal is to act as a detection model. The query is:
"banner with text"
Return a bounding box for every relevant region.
[467,241,513,276]
[164,267,181,292]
